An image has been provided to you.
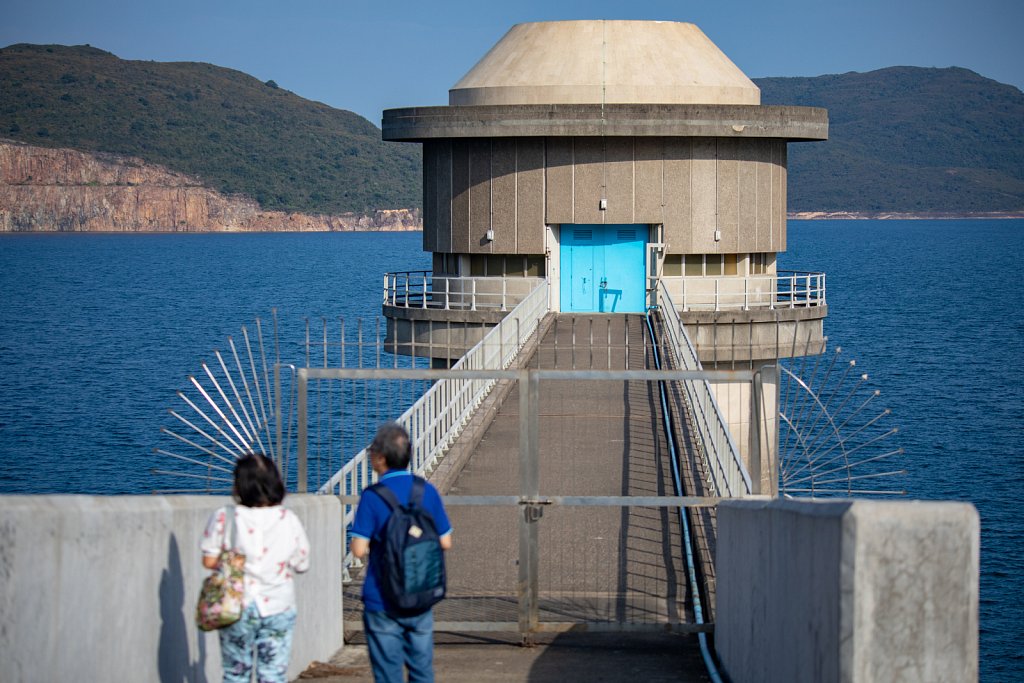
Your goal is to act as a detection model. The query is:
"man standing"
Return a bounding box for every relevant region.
[350,422,453,683]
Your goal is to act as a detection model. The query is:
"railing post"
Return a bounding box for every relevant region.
[518,369,540,644]
[471,279,478,311]
[296,368,308,493]
[444,277,450,311]
[750,369,762,495]
[404,276,410,308]
[422,274,428,309]
[501,278,508,312]
[714,279,720,312]
[744,277,749,311]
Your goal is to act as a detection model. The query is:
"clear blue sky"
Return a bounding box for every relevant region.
[3,0,1021,124]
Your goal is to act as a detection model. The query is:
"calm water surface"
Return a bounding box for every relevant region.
[1,222,1021,679]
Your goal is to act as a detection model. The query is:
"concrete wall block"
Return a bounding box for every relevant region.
[491,139,517,253]
[0,494,342,683]
[515,138,545,253]
[690,138,717,252]
[716,137,739,253]
[436,141,454,253]
[755,142,772,252]
[604,138,635,224]
[844,502,979,683]
[469,140,493,249]
[545,137,574,224]
[634,137,664,223]
[450,140,471,252]
[572,137,605,224]
[716,499,979,683]
[422,141,439,252]
[663,137,692,252]
[737,142,757,252]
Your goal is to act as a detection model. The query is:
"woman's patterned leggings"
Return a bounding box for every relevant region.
[218,603,296,683]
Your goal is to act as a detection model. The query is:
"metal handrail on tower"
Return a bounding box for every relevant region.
[317,280,549,502]
[655,281,752,497]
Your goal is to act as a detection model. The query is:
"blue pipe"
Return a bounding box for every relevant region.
[645,311,726,683]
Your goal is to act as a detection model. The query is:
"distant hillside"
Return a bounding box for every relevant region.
[1,45,1021,216]
[0,43,421,215]
[756,67,1024,212]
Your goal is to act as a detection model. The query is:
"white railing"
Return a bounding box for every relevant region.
[318,281,550,518]
[657,281,752,497]
[384,271,545,311]
[658,271,825,312]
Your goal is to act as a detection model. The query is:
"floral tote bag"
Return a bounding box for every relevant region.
[196,506,246,631]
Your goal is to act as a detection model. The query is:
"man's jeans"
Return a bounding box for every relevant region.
[363,609,435,683]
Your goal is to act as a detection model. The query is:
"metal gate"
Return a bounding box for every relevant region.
[309,363,751,642]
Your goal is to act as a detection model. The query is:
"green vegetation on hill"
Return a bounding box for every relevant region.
[0,44,421,214]
[2,45,1021,214]
[756,67,1024,212]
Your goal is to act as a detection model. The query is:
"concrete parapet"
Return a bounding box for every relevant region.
[0,494,342,682]
[715,499,979,683]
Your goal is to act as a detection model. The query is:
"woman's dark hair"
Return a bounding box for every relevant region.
[233,453,286,507]
[369,422,412,471]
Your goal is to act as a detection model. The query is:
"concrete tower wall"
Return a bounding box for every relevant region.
[422,136,787,255]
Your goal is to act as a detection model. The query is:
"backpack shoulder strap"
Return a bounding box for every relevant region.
[368,482,401,511]
[409,476,426,508]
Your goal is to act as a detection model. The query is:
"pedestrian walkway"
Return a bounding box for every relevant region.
[300,632,710,682]
[340,314,712,681]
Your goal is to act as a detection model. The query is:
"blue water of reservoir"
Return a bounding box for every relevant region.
[1,220,1021,679]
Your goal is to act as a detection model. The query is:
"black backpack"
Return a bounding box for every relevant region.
[368,476,447,615]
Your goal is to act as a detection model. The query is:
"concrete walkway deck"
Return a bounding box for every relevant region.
[335,314,712,681]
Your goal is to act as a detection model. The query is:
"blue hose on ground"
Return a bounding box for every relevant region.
[645,311,725,683]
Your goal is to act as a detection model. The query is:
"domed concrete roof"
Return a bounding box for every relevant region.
[450,20,760,107]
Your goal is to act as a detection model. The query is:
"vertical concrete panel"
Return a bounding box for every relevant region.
[545,137,574,224]
[691,138,718,253]
[435,141,453,253]
[517,138,546,253]
[490,139,517,253]
[716,138,739,254]
[634,137,664,224]
[663,137,692,253]
[777,143,788,252]
[771,141,784,252]
[604,137,635,224]
[422,141,438,253]
[450,140,471,252]
[737,142,758,254]
[573,137,605,224]
[717,501,846,683]
[469,139,492,252]
[847,503,979,683]
[755,141,773,253]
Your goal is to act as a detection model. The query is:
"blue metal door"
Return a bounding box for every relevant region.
[561,225,646,313]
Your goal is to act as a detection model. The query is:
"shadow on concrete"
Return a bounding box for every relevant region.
[525,632,711,683]
[158,533,208,683]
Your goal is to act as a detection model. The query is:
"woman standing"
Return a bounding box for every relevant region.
[200,454,310,683]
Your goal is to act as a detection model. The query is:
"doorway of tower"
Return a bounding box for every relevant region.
[559,224,647,313]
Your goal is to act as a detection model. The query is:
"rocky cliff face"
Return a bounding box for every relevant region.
[0,140,421,232]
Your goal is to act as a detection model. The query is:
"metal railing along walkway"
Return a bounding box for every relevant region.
[317,282,548,530]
